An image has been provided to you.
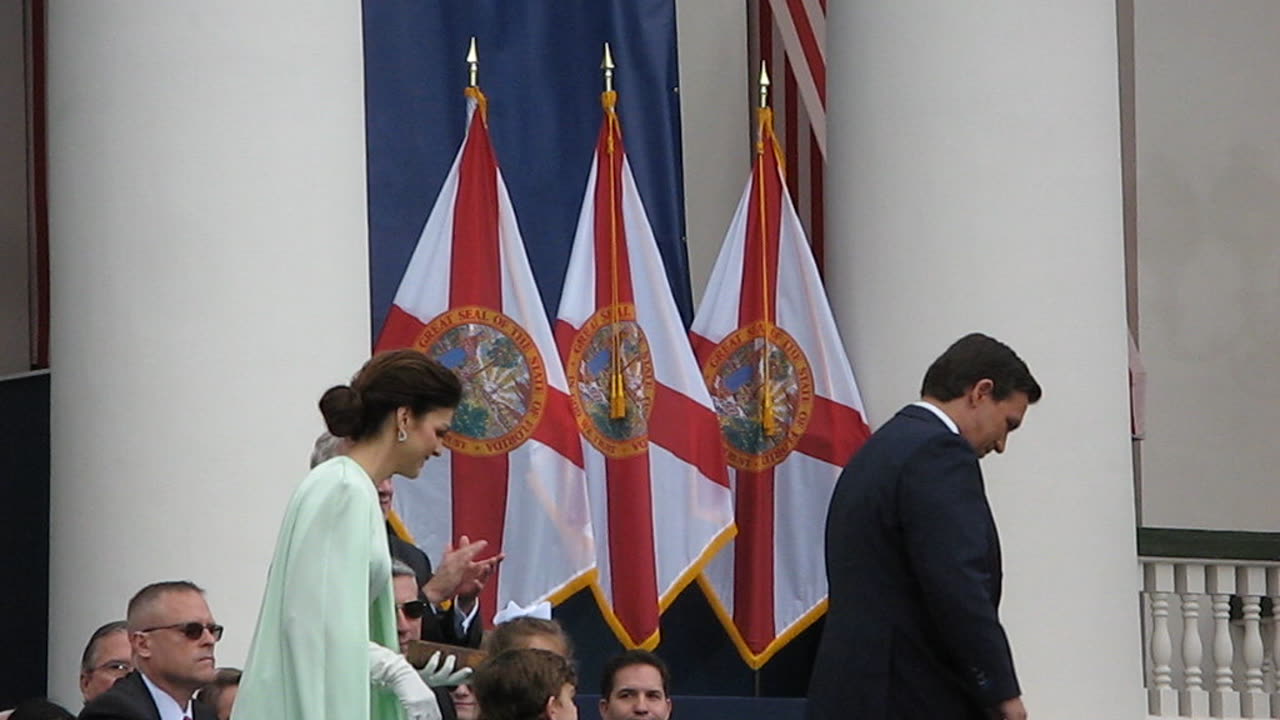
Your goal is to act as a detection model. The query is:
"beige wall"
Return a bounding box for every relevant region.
[0,0,29,376]
[1135,0,1280,531]
[675,0,750,305]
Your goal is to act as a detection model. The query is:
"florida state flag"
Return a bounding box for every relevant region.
[691,106,871,667]
[555,88,735,649]
[376,88,595,619]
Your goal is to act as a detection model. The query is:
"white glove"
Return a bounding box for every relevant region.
[418,650,474,688]
[368,642,442,720]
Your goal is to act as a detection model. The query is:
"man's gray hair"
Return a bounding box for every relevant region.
[391,559,417,579]
[310,431,348,469]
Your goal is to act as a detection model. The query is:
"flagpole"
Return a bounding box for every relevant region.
[467,36,478,88]
[757,62,777,437]
[464,36,488,123]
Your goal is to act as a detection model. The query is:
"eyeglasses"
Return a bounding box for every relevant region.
[138,622,224,641]
[398,600,428,620]
[91,660,132,675]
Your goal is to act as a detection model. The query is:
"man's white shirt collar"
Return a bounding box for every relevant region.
[912,401,960,435]
[140,671,194,720]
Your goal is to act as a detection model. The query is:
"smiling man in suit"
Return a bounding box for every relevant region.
[807,333,1041,720]
[79,581,219,720]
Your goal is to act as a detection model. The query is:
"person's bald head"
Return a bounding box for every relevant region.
[125,581,206,630]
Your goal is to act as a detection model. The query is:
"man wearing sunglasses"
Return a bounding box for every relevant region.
[80,581,219,720]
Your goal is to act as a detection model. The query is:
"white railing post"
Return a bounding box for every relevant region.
[1210,564,1243,717]
[1178,562,1211,717]
[1241,567,1269,717]
[1147,561,1178,715]
[1267,567,1280,718]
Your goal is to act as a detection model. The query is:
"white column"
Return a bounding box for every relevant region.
[826,4,1143,718]
[45,2,371,708]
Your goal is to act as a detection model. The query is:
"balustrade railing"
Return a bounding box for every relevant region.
[1140,529,1280,719]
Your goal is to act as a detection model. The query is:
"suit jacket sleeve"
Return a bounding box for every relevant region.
[899,432,1020,706]
[78,673,157,720]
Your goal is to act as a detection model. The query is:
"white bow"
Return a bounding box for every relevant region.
[492,600,552,625]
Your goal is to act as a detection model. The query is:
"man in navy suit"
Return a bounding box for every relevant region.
[80,581,219,720]
[808,333,1041,720]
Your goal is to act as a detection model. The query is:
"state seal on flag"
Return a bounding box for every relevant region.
[566,303,656,458]
[412,306,548,457]
[702,321,815,471]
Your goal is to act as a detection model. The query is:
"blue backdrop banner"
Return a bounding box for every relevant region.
[362,0,693,340]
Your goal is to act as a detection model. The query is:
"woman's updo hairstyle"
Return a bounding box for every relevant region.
[319,349,462,441]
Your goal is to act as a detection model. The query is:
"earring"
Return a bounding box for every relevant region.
[397,428,407,443]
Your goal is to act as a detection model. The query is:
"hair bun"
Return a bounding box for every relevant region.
[319,385,364,438]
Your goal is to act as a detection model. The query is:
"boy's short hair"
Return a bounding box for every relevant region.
[472,648,577,720]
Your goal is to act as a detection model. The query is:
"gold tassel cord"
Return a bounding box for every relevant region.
[756,107,776,438]
[604,90,626,420]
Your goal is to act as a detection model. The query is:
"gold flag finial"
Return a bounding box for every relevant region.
[759,61,771,109]
[602,42,615,93]
[467,36,479,87]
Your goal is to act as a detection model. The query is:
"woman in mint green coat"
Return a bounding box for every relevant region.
[233,350,462,720]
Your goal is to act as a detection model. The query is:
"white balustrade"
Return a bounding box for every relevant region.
[1209,564,1242,718]
[1148,561,1178,714]
[1177,563,1210,717]
[1268,567,1280,718]
[1240,567,1269,717]
[1142,557,1280,718]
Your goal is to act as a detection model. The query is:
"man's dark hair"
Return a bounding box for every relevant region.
[197,667,242,709]
[600,649,671,698]
[472,648,577,720]
[126,580,206,629]
[920,333,1041,403]
[80,620,127,673]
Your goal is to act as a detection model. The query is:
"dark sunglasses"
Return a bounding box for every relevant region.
[138,622,224,641]
[398,600,428,620]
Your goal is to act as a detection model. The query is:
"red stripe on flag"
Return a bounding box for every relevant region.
[375,303,427,354]
[741,128,783,328]
[531,387,584,467]
[760,0,773,77]
[449,107,509,626]
[784,0,827,106]
[810,125,825,277]
[649,385,730,488]
[734,467,776,652]
[730,103,787,659]
[784,60,799,209]
[689,331,716,365]
[450,111,503,308]
[553,319,577,370]
[593,118,636,308]
[605,453,660,645]
[591,108,658,647]
[795,395,871,467]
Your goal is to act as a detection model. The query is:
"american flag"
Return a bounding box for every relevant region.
[750,0,826,275]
